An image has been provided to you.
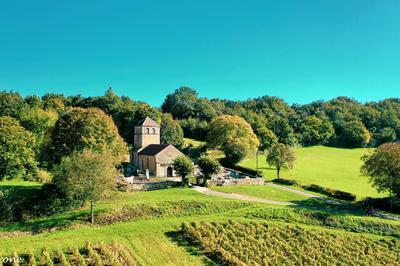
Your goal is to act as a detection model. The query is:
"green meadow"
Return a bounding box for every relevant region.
[1,181,400,265]
[240,146,382,199]
[0,145,397,265]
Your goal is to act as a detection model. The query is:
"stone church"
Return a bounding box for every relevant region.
[131,117,184,177]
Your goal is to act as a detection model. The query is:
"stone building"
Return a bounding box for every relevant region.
[131,117,184,177]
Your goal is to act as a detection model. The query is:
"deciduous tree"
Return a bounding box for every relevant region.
[48,107,127,164]
[197,155,221,186]
[53,150,116,223]
[361,142,400,198]
[207,115,259,164]
[160,113,184,149]
[266,143,296,178]
[173,155,194,186]
[0,116,37,180]
[299,115,334,146]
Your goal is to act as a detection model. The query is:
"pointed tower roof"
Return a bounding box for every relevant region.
[141,117,160,127]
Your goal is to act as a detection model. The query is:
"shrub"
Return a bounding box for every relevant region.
[271,179,357,201]
[244,207,400,237]
[35,169,53,183]
[272,178,299,186]
[304,184,356,201]
[359,197,400,214]
[0,183,79,224]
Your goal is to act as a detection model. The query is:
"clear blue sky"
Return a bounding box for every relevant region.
[1,1,399,106]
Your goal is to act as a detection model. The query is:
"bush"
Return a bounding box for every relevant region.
[0,183,80,224]
[271,179,357,201]
[244,207,400,237]
[35,169,53,183]
[272,178,299,186]
[359,197,400,214]
[304,184,356,201]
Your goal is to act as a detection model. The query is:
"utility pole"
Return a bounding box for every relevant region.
[256,150,259,177]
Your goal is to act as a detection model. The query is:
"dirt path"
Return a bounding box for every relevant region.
[192,186,293,206]
[194,183,400,221]
[265,182,319,198]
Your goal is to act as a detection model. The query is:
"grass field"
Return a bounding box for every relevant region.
[1,180,400,265]
[240,146,382,199]
[211,185,309,202]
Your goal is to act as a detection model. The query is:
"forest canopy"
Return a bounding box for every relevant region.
[1,87,400,181]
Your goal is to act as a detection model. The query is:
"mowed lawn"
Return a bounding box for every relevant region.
[240,146,383,199]
[211,185,309,202]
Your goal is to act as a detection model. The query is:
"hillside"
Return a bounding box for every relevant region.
[240,146,382,199]
[1,181,400,265]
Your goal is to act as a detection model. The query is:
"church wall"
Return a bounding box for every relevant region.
[138,155,157,176]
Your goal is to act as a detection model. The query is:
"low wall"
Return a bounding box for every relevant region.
[129,181,179,191]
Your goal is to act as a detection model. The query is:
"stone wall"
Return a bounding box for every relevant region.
[119,180,180,192]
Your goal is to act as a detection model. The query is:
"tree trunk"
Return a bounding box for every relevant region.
[90,201,94,224]
[201,176,208,187]
[181,175,189,187]
[277,167,280,179]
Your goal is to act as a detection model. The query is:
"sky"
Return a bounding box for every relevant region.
[0,0,399,107]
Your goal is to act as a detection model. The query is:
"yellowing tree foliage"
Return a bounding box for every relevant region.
[48,108,127,165]
[207,115,259,164]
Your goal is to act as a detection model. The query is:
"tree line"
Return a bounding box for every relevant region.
[162,87,400,149]
[1,86,400,180]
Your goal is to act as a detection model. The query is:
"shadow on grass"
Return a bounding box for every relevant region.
[1,210,90,234]
[290,198,364,216]
[259,166,275,171]
[0,185,41,199]
[165,230,217,266]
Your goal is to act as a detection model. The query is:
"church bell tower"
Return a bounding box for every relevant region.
[131,117,160,166]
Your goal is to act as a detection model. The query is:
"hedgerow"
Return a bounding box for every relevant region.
[182,221,400,265]
[245,207,400,237]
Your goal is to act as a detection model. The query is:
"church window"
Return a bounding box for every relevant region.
[152,128,156,134]
[146,128,150,134]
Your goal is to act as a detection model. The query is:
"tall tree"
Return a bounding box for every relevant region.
[333,113,371,147]
[266,143,296,178]
[207,115,259,164]
[19,107,58,149]
[299,115,334,146]
[0,91,26,118]
[53,150,116,223]
[0,116,37,180]
[160,113,184,149]
[48,107,127,165]
[361,142,400,198]
[161,87,198,119]
[269,117,297,146]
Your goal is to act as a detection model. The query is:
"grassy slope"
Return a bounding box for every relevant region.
[240,146,382,199]
[1,181,398,265]
[211,185,309,202]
